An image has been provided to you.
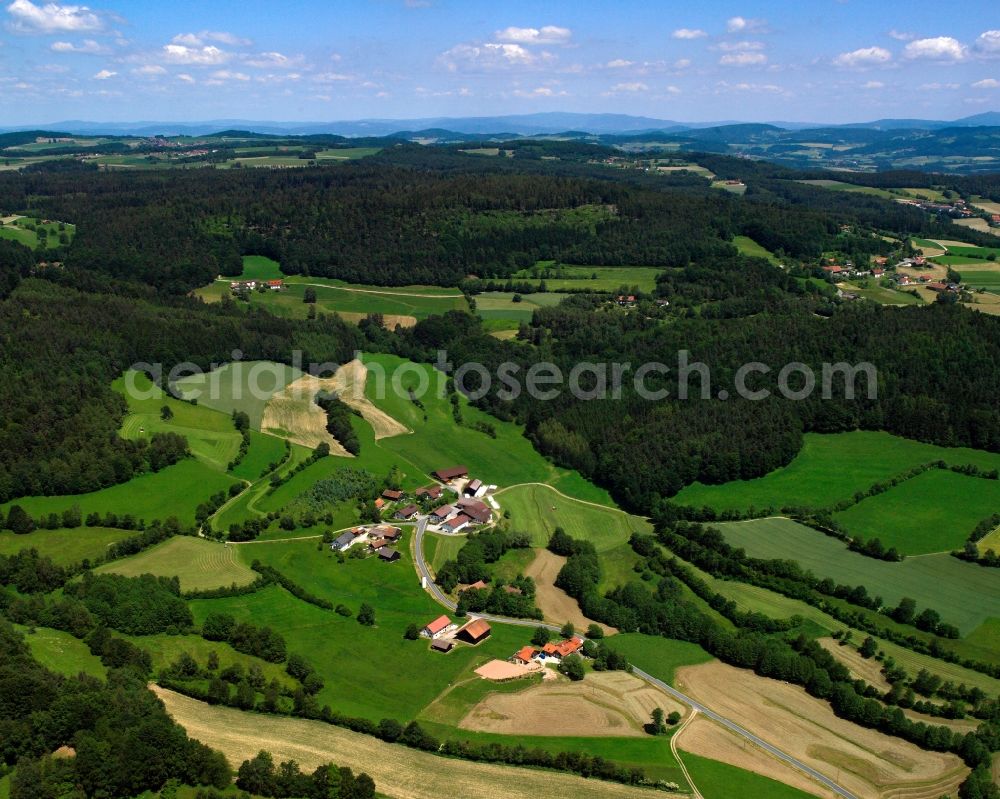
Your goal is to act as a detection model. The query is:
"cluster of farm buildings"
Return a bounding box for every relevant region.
[823,254,960,296]
[229,279,285,293]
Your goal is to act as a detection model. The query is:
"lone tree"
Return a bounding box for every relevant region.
[358,603,376,626]
[303,287,317,304]
[648,707,666,735]
[160,405,173,421]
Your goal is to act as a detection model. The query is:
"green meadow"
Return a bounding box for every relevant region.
[717,517,1000,636]
[230,430,288,481]
[733,236,781,265]
[0,459,237,527]
[958,269,1000,291]
[833,469,1000,555]
[840,280,923,305]
[473,291,565,323]
[673,430,1000,512]
[497,483,649,552]
[0,526,125,565]
[16,625,106,679]
[795,179,897,199]
[237,255,285,280]
[510,263,665,293]
[0,216,75,249]
[191,542,527,721]
[680,752,819,799]
[314,147,383,160]
[424,531,466,572]
[603,633,713,685]
[115,371,243,472]
[173,360,303,430]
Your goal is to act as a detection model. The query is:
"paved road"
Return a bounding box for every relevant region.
[413,517,859,799]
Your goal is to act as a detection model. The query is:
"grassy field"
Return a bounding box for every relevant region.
[509,263,665,293]
[16,625,106,679]
[673,430,1000,512]
[718,517,1000,636]
[173,361,303,430]
[230,430,288,481]
[956,267,1000,291]
[0,459,238,527]
[198,277,467,322]
[424,531,467,573]
[601,633,714,685]
[115,371,243,472]
[315,147,382,160]
[473,291,565,323]
[0,526,125,565]
[497,483,650,552]
[237,255,284,280]
[795,179,897,199]
[681,752,819,799]
[833,469,1000,555]
[191,541,526,721]
[839,280,923,305]
[358,353,614,505]
[95,536,257,592]
[733,236,781,265]
[0,216,75,249]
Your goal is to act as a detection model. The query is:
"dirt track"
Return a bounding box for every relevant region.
[459,670,684,737]
[153,686,658,799]
[524,549,617,634]
[675,661,967,799]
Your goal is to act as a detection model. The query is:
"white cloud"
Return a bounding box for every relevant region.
[972,78,1000,89]
[6,0,103,33]
[162,43,229,65]
[605,58,633,68]
[176,73,194,83]
[903,36,967,61]
[673,58,691,70]
[665,85,681,94]
[92,68,115,79]
[439,41,551,71]
[494,25,571,45]
[313,72,353,83]
[132,64,166,76]
[172,30,250,47]
[716,40,765,52]
[50,37,105,53]
[211,69,249,81]
[919,81,959,90]
[888,29,916,41]
[719,52,767,66]
[243,51,300,69]
[726,16,767,33]
[975,30,1000,57]
[512,85,567,97]
[611,81,647,92]
[672,28,707,40]
[862,80,884,89]
[833,46,892,68]
[717,80,785,93]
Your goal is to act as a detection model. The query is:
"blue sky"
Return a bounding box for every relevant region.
[0,0,998,124]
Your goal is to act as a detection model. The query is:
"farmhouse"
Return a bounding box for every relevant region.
[371,524,402,541]
[374,498,385,511]
[382,489,404,501]
[422,615,455,639]
[456,618,492,645]
[540,637,585,660]
[368,537,391,550]
[266,279,284,291]
[416,485,444,500]
[455,497,492,524]
[394,504,419,521]
[464,579,488,591]
[440,514,471,533]
[376,547,400,562]
[430,504,456,522]
[512,646,537,665]
[433,466,468,482]
[331,528,367,552]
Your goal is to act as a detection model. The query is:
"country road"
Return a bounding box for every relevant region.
[412,516,859,799]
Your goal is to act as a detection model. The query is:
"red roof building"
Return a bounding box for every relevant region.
[512,646,536,665]
[456,618,492,645]
[422,615,453,638]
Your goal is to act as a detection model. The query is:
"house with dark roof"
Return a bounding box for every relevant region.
[331,530,360,552]
[455,498,492,524]
[432,466,468,482]
[464,478,485,497]
[394,504,419,520]
[456,618,492,645]
[376,546,400,562]
[430,639,454,653]
[416,485,444,500]
[430,504,455,522]
[440,514,471,534]
[381,489,404,501]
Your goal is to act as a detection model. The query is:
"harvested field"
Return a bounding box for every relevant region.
[336,311,418,329]
[954,218,1000,237]
[154,686,658,799]
[897,263,948,282]
[525,549,616,634]
[677,715,838,799]
[459,670,685,738]
[817,638,891,692]
[928,239,977,249]
[912,243,946,257]
[675,661,968,799]
[327,359,410,439]
[261,375,352,454]
[474,659,535,680]
[95,537,257,592]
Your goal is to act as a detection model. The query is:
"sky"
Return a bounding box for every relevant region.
[0,0,998,125]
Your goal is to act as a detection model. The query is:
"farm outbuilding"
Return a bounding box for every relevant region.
[432,466,468,482]
[456,618,492,645]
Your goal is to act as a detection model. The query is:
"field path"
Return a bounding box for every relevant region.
[671,710,703,799]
